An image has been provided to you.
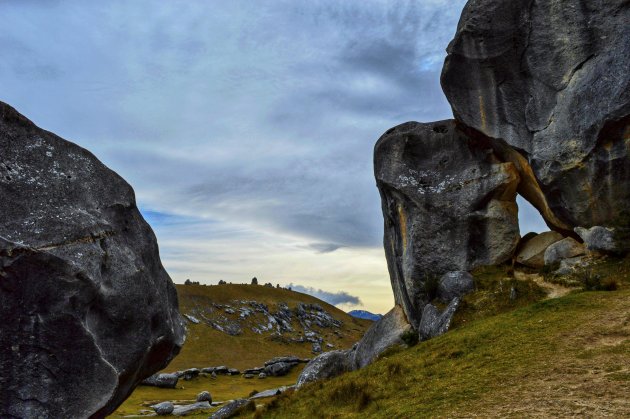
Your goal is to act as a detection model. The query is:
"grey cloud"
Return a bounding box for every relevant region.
[289,284,361,307]
[305,243,345,254]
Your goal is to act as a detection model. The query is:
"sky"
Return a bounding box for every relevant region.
[0,1,547,314]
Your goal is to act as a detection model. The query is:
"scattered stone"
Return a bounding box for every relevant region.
[243,367,264,375]
[375,120,520,325]
[172,401,211,416]
[258,373,267,379]
[575,226,620,253]
[243,374,255,379]
[544,237,586,266]
[437,271,475,303]
[210,399,250,419]
[184,314,200,324]
[352,305,413,369]
[509,287,518,301]
[141,373,179,389]
[213,366,229,375]
[264,356,301,366]
[555,256,590,276]
[249,386,295,400]
[228,368,240,375]
[151,401,174,416]
[178,368,200,381]
[211,371,217,379]
[515,231,564,269]
[196,391,212,403]
[419,298,460,341]
[326,343,335,348]
[311,342,322,354]
[0,101,185,418]
[264,361,295,377]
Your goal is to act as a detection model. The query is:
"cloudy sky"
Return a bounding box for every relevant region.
[1,1,547,314]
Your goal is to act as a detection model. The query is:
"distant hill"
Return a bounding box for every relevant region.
[348,310,383,322]
[113,283,372,416]
[170,283,373,371]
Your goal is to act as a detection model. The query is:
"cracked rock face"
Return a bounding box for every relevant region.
[442,0,630,231]
[375,120,520,324]
[0,102,185,418]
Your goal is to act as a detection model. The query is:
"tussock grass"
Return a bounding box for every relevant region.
[255,258,630,418]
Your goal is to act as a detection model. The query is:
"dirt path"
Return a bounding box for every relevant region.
[514,270,577,299]
[455,292,630,418]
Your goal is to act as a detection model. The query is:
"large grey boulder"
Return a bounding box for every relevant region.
[575,226,622,254]
[375,119,520,325]
[0,101,185,418]
[544,237,586,266]
[442,0,630,234]
[296,350,354,388]
[418,298,460,341]
[437,271,475,303]
[352,305,413,369]
[515,231,564,268]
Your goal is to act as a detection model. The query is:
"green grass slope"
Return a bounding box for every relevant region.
[250,257,630,418]
[111,284,371,417]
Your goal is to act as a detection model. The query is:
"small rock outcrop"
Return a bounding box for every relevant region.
[375,119,520,325]
[441,0,630,237]
[0,102,185,418]
[575,226,624,254]
[544,237,586,266]
[419,298,460,341]
[210,399,251,419]
[152,401,175,416]
[196,391,212,403]
[141,373,179,389]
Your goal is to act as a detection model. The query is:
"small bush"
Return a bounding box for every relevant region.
[400,330,419,347]
[580,269,618,291]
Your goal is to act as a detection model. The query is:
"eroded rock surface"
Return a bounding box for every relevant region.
[442,0,630,233]
[375,119,520,324]
[352,305,412,369]
[515,231,564,268]
[0,102,185,418]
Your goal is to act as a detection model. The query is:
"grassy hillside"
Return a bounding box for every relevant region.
[171,284,371,370]
[245,256,630,417]
[111,284,371,417]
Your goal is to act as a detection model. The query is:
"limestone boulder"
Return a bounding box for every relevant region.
[375,119,520,324]
[442,0,630,234]
[351,305,413,369]
[296,350,354,388]
[544,237,586,266]
[575,226,625,254]
[419,298,460,341]
[0,102,185,418]
[515,231,564,268]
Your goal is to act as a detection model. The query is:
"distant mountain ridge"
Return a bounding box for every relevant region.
[348,310,383,321]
